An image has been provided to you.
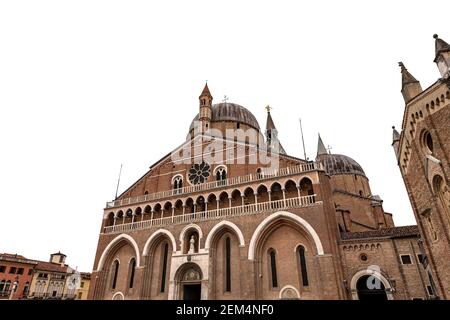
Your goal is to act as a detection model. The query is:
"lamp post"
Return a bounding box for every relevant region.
[8,276,19,300]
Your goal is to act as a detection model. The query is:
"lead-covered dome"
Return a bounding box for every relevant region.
[189,102,261,131]
[316,153,366,177]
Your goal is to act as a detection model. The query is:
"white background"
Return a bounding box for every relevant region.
[0,0,448,271]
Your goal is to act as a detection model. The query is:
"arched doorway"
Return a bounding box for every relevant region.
[175,263,203,300]
[356,275,388,301]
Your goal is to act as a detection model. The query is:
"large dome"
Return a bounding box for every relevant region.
[316,153,366,177]
[189,102,260,131]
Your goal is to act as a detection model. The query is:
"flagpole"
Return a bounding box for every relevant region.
[115,164,123,200]
[299,118,307,160]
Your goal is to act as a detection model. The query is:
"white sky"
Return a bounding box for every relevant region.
[0,1,448,272]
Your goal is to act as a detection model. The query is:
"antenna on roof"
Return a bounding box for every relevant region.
[299,118,307,160]
[115,164,123,200]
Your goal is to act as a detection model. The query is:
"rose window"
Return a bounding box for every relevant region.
[188,161,211,185]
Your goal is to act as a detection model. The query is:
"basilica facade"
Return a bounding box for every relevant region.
[87,38,449,299]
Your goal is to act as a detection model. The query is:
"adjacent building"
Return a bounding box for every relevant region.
[0,254,37,299]
[75,272,91,300]
[28,252,73,299]
[1,252,90,300]
[393,34,450,299]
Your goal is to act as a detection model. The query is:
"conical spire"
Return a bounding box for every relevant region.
[391,126,401,160]
[391,126,400,144]
[398,62,422,103]
[265,105,276,131]
[317,134,327,156]
[399,62,419,87]
[200,82,212,98]
[434,34,450,62]
[264,105,286,154]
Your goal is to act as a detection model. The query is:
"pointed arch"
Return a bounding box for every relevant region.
[248,211,324,260]
[205,220,245,249]
[143,229,177,256]
[96,234,140,271]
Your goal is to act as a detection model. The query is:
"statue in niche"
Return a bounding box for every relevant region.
[188,235,195,253]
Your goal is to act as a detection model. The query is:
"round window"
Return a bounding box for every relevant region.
[188,161,211,185]
[360,253,368,262]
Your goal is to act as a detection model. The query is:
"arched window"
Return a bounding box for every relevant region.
[256,168,262,178]
[215,166,227,183]
[299,178,314,197]
[270,183,283,201]
[128,258,136,289]
[225,236,231,292]
[269,249,278,288]
[160,243,169,293]
[173,175,183,192]
[107,212,115,226]
[297,245,309,287]
[111,260,119,290]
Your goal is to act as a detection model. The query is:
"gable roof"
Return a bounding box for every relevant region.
[35,261,68,273]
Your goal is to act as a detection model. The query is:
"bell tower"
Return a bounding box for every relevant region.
[198,82,213,133]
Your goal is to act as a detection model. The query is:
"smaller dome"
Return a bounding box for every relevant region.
[316,153,366,177]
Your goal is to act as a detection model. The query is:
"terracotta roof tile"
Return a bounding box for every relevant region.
[341,225,419,241]
[35,261,68,273]
[0,253,27,260]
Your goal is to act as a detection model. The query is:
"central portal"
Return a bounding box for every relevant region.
[175,262,203,300]
[183,284,201,300]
